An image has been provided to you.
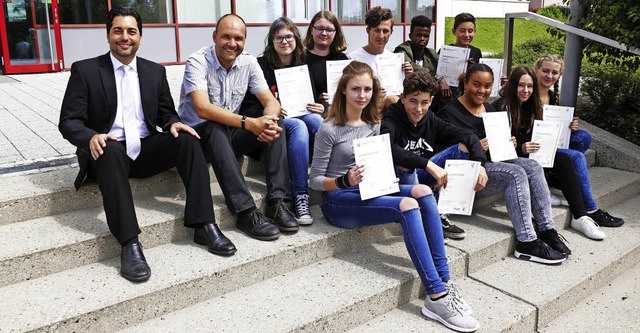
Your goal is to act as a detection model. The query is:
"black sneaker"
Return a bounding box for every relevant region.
[441,214,466,239]
[266,199,299,233]
[538,228,571,255]
[514,239,566,265]
[236,208,281,241]
[588,209,624,227]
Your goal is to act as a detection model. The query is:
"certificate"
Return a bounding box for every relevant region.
[353,133,400,200]
[543,105,574,149]
[437,160,481,216]
[479,58,504,97]
[436,45,470,87]
[274,65,315,118]
[375,53,405,96]
[482,111,517,162]
[529,120,562,167]
[326,59,353,105]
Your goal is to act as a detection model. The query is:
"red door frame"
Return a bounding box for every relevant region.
[0,0,64,74]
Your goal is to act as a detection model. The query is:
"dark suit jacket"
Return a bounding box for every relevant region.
[59,52,180,189]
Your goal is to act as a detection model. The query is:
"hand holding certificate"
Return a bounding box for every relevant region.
[479,58,504,98]
[482,111,517,162]
[542,105,574,149]
[437,160,481,215]
[529,120,562,167]
[274,65,315,118]
[353,133,400,200]
[436,45,470,87]
[326,59,353,104]
[375,53,405,96]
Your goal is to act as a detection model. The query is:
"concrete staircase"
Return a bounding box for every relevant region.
[1,147,639,332]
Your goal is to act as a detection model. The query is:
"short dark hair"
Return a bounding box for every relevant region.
[409,15,432,35]
[365,6,394,30]
[453,12,476,30]
[403,71,439,96]
[107,7,142,34]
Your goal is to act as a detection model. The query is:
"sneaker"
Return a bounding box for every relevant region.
[588,209,624,227]
[538,228,572,255]
[571,215,606,240]
[236,209,281,241]
[422,293,479,332]
[441,214,466,239]
[514,239,566,265]
[266,199,299,233]
[294,194,313,225]
[549,193,563,206]
[444,280,472,315]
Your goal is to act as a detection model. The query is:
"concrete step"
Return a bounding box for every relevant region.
[0,213,398,333]
[469,193,640,328]
[0,156,262,226]
[119,232,467,333]
[540,261,640,333]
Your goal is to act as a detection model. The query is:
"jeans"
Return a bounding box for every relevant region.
[569,129,592,154]
[284,113,323,195]
[557,148,598,212]
[397,144,469,186]
[321,184,449,295]
[478,158,555,242]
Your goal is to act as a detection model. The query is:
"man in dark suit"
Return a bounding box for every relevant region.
[58,7,235,283]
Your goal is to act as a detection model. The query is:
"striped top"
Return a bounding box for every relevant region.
[178,45,269,127]
[309,118,380,191]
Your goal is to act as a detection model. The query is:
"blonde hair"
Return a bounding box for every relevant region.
[326,61,382,126]
[534,54,564,105]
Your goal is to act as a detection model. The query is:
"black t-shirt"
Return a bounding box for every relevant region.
[305,51,348,102]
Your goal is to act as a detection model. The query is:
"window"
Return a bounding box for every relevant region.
[285,0,325,22]
[177,0,230,23]
[372,0,401,22]
[111,0,174,23]
[331,0,365,23]
[406,0,435,22]
[235,0,283,23]
[58,0,108,24]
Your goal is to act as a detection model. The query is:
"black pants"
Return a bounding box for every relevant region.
[89,132,215,244]
[546,151,587,218]
[194,110,291,215]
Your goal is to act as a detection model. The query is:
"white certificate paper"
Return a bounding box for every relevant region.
[326,59,353,104]
[437,160,481,216]
[543,105,574,149]
[353,133,400,200]
[529,120,562,167]
[375,53,405,96]
[479,58,504,97]
[482,111,517,162]
[436,45,470,87]
[274,65,315,118]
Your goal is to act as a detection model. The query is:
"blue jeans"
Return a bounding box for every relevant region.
[321,184,449,295]
[397,144,469,186]
[478,158,555,242]
[284,113,323,195]
[569,129,592,154]
[557,148,598,211]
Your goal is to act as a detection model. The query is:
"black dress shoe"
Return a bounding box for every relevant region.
[266,199,299,233]
[194,223,237,256]
[236,209,281,241]
[120,242,151,282]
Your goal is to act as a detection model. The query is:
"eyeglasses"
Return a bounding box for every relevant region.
[274,34,295,43]
[312,26,336,34]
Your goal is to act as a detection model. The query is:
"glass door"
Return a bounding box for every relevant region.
[0,0,63,74]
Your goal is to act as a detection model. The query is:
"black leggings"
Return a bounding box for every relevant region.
[545,151,587,219]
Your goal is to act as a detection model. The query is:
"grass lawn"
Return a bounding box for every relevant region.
[444,17,557,54]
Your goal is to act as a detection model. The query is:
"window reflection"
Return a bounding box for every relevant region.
[111,0,174,23]
[177,0,230,23]
[331,0,365,22]
[406,0,435,22]
[236,0,284,22]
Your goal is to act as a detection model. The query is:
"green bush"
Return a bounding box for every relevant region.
[535,5,567,22]
[494,36,564,67]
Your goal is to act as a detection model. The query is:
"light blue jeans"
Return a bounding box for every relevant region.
[284,113,323,195]
[557,148,598,212]
[569,129,592,154]
[321,184,449,295]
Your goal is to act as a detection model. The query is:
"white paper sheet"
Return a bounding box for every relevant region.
[437,160,481,215]
[353,133,400,200]
[274,65,315,118]
[479,58,504,97]
[529,120,562,167]
[542,105,574,149]
[482,111,517,162]
[375,53,405,96]
[436,45,470,87]
[326,59,353,105]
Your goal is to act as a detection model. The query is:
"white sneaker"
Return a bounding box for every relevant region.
[445,280,472,315]
[549,193,563,206]
[422,294,479,332]
[571,215,606,240]
[294,194,313,225]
